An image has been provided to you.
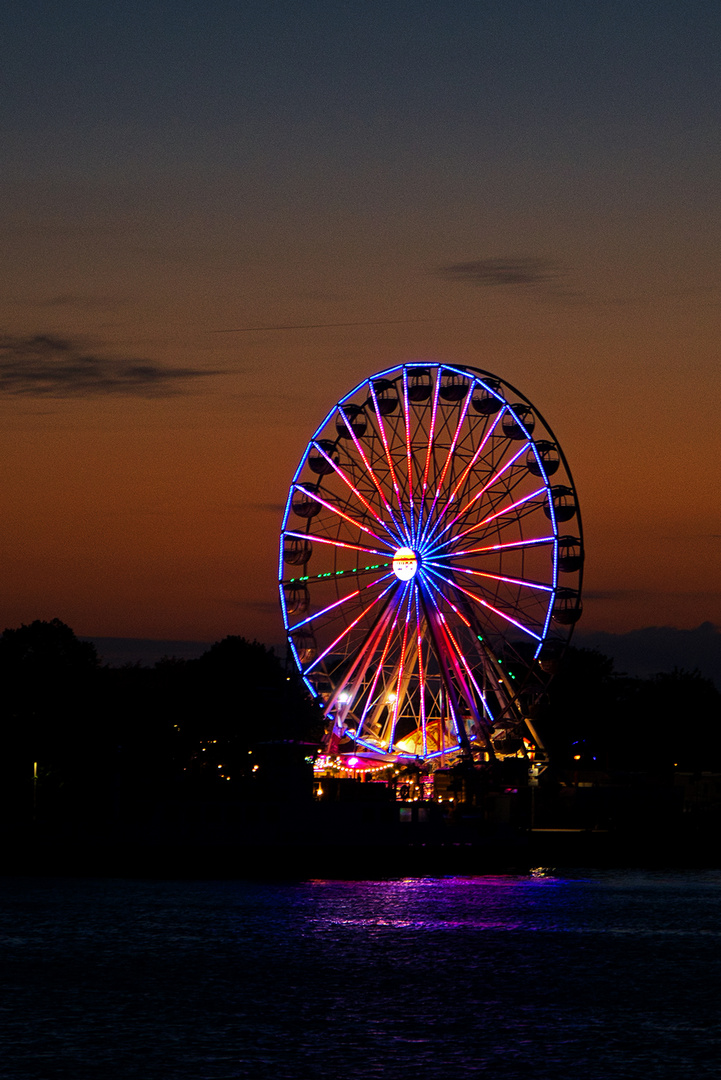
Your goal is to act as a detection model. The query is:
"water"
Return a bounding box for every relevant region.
[1,871,720,1079]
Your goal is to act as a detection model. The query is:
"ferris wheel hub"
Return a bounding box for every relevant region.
[392,547,419,581]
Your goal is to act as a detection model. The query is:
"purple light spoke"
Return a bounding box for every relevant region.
[426,485,547,557]
[414,584,427,757]
[368,383,412,545]
[302,578,397,675]
[283,529,389,558]
[357,585,407,735]
[289,585,368,631]
[418,368,442,538]
[423,578,487,725]
[387,583,413,752]
[446,535,555,559]
[422,589,469,745]
[424,564,542,641]
[424,561,554,593]
[418,386,472,548]
[401,368,416,543]
[311,442,405,545]
[324,587,404,727]
[294,483,391,546]
[336,403,405,542]
[424,441,529,550]
[430,404,507,523]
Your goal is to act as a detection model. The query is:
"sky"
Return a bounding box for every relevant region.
[2,0,720,650]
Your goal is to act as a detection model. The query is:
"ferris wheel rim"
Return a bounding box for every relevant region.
[279,360,583,767]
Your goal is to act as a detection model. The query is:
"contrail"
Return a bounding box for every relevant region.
[213,317,475,333]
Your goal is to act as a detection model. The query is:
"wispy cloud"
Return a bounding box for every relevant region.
[436,257,565,288]
[252,502,285,513]
[0,334,222,397]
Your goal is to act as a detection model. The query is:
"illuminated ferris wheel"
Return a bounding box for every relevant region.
[279,362,583,769]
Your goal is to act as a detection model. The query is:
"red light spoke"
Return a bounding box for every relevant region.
[435,405,507,519]
[449,535,554,559]
[413,585,428,757]
[402,369,416,539]
[283,529,388,559]
[337,404,405,541]
[311,442,403,544]
[289,587,363,632]
[429,485,547,555]
[357,587,407,734]
[425,565,542,641]
[324,589,403,726]
[418,370,442,535]
[303,578,397,675]
[294,483,390,546]
[423,577,489,719]
[387,585,413,751]
[424,442,529,550]
[418,386,472,547]
[368,383,411,541]
[427,562,554,593]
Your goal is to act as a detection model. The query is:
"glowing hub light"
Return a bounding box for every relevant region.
[348,756,360,767]
[393,547,418,581]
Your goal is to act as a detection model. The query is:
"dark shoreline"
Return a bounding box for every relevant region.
[3,821,719,880]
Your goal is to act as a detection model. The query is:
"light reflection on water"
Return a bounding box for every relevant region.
[1,871,720,1078]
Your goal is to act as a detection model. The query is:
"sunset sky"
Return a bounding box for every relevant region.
[2,1,720,650]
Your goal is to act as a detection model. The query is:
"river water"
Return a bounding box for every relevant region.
[1,871,720,1079]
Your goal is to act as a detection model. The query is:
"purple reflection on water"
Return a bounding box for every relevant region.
[1,872,720,1079]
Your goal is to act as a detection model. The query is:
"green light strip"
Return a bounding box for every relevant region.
[286,561,391,584]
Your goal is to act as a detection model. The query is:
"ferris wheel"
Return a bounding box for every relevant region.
[279,362,583,768]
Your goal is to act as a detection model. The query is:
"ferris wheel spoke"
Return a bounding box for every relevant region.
[412,585,429,757]
[310,441,406,545]
[418,369,442,535]
[301,577,398,675]
[337,404,406,542]
[424,441,530,550]
[425,561,554,594]
[282,529,389,560]
[356,584,409,738]
[293,484,393,547]
[426,485,547,556]
[422,576,496,729]
[424,564,543,641]
[324,586,405,734]
[288,572,392,632]
[450,535,555,559]
[417,389,473,549]
[368,382,413,545]
[435,405,508,519]
[418,587,471,752]
[401,368,416,541]
[386,585,415,751]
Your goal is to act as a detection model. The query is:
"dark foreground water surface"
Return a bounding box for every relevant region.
[1,871,720,1079]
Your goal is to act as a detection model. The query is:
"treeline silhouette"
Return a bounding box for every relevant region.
[1,618,719,826]
[0,619,322,825]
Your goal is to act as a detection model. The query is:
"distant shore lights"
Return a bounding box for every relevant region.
[392,547,418,582]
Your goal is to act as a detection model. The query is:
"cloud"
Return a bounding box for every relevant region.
[0,334,222,398]
[436,257,565,288]
[252,502,285,513]
[235,599,279,614]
